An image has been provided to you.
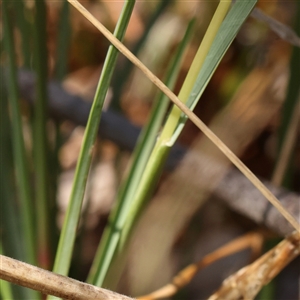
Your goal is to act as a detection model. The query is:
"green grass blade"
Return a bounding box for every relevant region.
[0,279,13,300]
[2,0,36,267]
[107,0,257,263]
[49,0,136,283]
[0,244,14,300]
[11,0,32,68]
[118,0,236,246]
[0,74,23,262]
[88,18,195,287]
[275,1,300,187]
[158,0,232,144]
[51,0,72,256]
[3,3,40,299]
[172,0,257,142]
[0,69,31,300]
[55,0,71,81]
[32,0,51,269]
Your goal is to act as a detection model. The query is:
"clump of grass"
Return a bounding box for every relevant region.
[1,0,299,299]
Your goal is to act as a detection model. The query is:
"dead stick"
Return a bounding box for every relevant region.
[0,255,134,300]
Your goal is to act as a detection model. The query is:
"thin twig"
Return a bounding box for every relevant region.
[0,255,134,300]
[67,0,300,233]
[208,231,300,300]
[137,232,264,300]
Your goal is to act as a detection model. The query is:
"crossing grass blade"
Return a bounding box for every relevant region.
[49,1,136,290]
[171,0,258,142]
[88,18,196,287]
[32,0,51,270]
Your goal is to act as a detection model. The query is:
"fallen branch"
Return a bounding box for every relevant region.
[15,69,300,237]
[0,255,134,300]
[214,169,300,236]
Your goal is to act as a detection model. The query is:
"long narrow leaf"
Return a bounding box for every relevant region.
[0,69,30,300]
[55,0,71,81]
[172,0,257,142]
[50,0,136,284]
[3,2,39,299]
[32,0,50,269]
[2,0,36,267]
[88,18,195,287]
[0,244,14,300]
[120,0,234,245]
[0,73,23,263]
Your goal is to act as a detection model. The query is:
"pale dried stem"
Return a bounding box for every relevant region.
[67,0,299,233]
[0,255,134,300]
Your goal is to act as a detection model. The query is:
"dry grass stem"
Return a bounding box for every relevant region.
[0,255,134,300]
[137,232,264,300]
[208,231,300,300]
[67,0,299,233]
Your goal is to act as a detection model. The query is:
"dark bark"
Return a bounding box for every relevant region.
[16,69,185,170]
[16,69,300,237]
